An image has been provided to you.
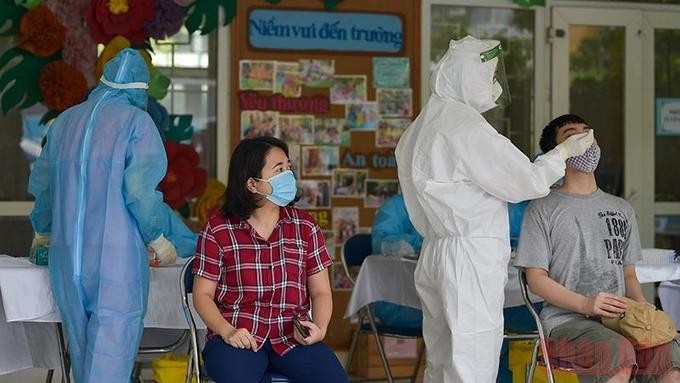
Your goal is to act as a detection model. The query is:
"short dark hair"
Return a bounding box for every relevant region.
[220,136,289,219]
[539,114,588,153]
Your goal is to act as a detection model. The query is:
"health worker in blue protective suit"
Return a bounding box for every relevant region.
[371,194,423,329]
[28,48,197,383]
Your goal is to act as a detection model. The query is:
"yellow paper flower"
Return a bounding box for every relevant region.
[107,0,129,14]
[95,35,152,80]
[192,179,226,225]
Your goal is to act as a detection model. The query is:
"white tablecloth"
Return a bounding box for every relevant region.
[0,254,205,375]
[345,255,680,318]
[659,280,680,328]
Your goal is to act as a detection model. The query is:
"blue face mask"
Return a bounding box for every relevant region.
[255,170,297,206]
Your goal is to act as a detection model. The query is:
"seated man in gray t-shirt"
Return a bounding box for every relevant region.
[514,114,680,383]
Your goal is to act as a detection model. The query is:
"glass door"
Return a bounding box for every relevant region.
[551,7,648,240]
[642,11,680,253]
[553,6,680,253]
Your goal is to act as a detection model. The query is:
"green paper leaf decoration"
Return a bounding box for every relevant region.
[14,0,41,9]
[167,114,194,143]
[0,0,27,36]
[148,68,171,100]
[185,0,237,35]
[322,0,343,10]
[178,201,190,218]
[0,48,56,114]
[513,0,545,7]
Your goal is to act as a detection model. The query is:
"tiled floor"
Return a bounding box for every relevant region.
[1,369,63,383]
[0,352,351,383]
[0,367,154,383]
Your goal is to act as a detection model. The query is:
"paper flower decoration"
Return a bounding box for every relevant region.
[193,179,226,225]
[147,98,170,138]
[62,27,97,85]
[148,68,170,100]
[85,0,156,45]
[146,0,185,40]
[39,60,88,111]
[160,141,207,210]
[44,0,89,29]
[18,5,65,58]
[14,0,42,9]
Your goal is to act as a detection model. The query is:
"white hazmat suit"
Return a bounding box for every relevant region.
[395,36,593,382]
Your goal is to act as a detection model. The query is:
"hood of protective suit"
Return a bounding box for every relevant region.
[92,48,150,110]
[430,35,503,113]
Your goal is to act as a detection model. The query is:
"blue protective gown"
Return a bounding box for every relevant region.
[28,48,197,383]
[371,194,423,328]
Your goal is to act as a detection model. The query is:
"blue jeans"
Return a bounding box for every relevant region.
[203,336,348,383]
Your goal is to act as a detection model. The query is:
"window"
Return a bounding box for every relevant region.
[429,4,535,154]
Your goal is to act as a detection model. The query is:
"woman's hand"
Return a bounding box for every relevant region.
[221,327,257,351]
[583,292,627,318]
[294,320,326,345]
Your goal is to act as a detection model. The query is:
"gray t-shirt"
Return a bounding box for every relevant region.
[514,188,641,335]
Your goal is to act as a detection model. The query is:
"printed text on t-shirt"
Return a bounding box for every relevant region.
[598,210,628,265]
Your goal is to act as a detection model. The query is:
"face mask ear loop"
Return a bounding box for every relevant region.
[250,177,270,197]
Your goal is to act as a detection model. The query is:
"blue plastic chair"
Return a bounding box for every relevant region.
[340,234,424,383]
[179,256,291,382]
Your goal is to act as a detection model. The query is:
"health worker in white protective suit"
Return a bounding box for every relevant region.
[395,35,594,383]
[28,48,197,383]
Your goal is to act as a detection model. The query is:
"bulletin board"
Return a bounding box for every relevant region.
[230,0,421,348]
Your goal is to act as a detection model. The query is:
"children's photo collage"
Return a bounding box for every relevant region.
[239,57,412,290]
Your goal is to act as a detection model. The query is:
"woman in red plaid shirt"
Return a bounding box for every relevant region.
[192,137,348,383]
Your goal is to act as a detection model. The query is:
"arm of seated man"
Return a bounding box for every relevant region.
[623,264,652,306]
[525,267,627,318]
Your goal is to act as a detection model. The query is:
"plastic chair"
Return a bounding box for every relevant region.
[179,256,291,383]
[341,233,424,383]
[518,269,574,383]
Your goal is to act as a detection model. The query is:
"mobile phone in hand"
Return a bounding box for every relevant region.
[293,317,310,338]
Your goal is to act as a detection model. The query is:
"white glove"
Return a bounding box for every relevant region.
[555,130,594,160]
[148,234,177,266]
[31,233,50,248]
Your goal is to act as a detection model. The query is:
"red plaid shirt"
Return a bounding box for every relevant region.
[193,207,332,355]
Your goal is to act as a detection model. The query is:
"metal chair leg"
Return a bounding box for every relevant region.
[185,352,193,383]
[526,338,539,383]
[189,328,201,383]
[410,341,425,383]
[55,323,71,383]
[131,362,142,383]
[365,306,394,383]
[45,370,54,383]
[539,337,555,383]
[345,311,365,372]
[411,339,425,383]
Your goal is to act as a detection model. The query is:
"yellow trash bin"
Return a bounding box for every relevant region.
[508,340,579,383]
[152,354,197,383]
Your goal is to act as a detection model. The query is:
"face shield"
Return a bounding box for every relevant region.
[429,36,511,113]
[479,41,510,110]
